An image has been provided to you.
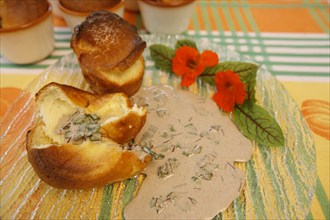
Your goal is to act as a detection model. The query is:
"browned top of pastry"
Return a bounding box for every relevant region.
[71,11,146,72]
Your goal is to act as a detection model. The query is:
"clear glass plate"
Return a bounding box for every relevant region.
[0,35,316,219]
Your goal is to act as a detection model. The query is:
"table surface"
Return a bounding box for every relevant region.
[1,1,329,220]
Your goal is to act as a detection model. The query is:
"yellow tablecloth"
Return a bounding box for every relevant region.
[1,1,329,219]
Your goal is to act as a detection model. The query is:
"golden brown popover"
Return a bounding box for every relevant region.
[26,82,151,189]
[71,11,146,96]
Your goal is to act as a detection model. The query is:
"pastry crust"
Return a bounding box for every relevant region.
[26,82,151,189]
[80,56,145,96]
[71,11,146,96]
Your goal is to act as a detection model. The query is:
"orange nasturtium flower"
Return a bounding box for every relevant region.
[172,46,219,87]
[213,70,247,112]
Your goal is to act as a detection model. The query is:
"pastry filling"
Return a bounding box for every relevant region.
[56,110,102,144]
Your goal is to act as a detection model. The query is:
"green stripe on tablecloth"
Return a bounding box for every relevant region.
[136,14,143,30]
[241,2,272,75]
[212,213,222,220]
[99,184,114,220]
[201,4,211,32]
[0,63,49,69]
[306,211,313,220]
[185,33,330,42]
[221,2,241,57]
[122,178,137,207]
[315,177,330,220]
[239,51,329,58]
[319,8,330,23]
[233,194,246,219]
[55,39,71,42]
[232,4,254,53]
[54,47,72,50]
[304,0,329,33]
[257,71,329,78]
[247,160,267,219]
[191,3,199,31]
[264,62,329,67]
[210,2,224,31]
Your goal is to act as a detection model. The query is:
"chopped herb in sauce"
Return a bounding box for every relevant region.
[156,108,168,117]
[182,145,202,157]
[140,125,158,146]
[57,111,101,144]
[192,154,220,182]
[157,158,179,179]
[150,192,197,214]
[142,146,165,160]
[184,123,198,136]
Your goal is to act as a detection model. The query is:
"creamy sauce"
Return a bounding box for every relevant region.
[124,85,252,219]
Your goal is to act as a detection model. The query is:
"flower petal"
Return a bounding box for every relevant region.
[213,91,236,112]
[192,62,206,77]
[181,74,196,87]
[213,70,246,112]
[235,82,247,104]
[199,50,219,67]
[172,46,199,76]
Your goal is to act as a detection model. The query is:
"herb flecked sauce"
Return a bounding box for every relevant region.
[125,85,252,219]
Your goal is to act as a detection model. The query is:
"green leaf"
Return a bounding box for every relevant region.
[175,39,197,50]
[199,65,221,86]
[200,62,258,103]
[233,103,285,147]
[149,44,175,73]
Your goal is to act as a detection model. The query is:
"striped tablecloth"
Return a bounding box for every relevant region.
[1,1,329,219]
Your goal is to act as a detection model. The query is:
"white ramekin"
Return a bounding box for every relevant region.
[138,0,196,34]
[58,0,125,32]
[0,2,54,64]
[49,0,63,17]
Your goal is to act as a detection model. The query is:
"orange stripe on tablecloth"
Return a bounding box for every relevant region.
[250,7,325,33]
[53,14,67,27]
[0,93,34,160]
[0,87,22,120]
[13,180,49,219]
[196,4,206,30]
[188,20,194,30]
[218,7,229,31]
[206,2,217,31]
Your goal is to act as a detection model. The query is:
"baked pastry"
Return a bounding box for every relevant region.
[71,11,146,97]
[26,82,151,189]
[59,0,121,12]
[0,0,48,28]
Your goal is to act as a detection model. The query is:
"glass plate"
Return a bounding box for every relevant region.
[0,35,316,219]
